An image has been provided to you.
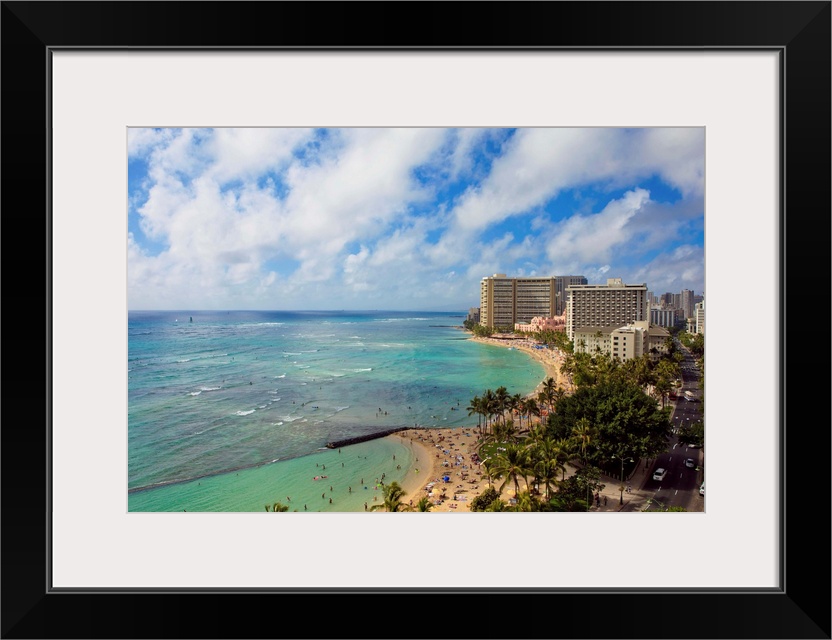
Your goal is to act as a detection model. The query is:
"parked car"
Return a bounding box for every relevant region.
[685,458,696,468]
[700,482,705,496]
[652,468,667,481]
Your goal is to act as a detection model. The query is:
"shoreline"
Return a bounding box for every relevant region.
[391,427,487,511]
[468,335,569,395]
[386,332,569,512]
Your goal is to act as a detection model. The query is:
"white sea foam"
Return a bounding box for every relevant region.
[176,359,191,363]
[258,405,267,409]
[200,386,222,392]
[352,368,373,373]
[188,391,202,396]
[275,374,286,378]
[235,409,256,416]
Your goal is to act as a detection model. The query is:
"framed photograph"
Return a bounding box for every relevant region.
[3,2,829,638]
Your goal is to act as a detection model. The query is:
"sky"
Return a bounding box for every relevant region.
[128,127,704,311]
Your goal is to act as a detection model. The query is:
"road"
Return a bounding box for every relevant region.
[641,343,704,512]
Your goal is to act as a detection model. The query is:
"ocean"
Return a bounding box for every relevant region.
[127,310,545,511]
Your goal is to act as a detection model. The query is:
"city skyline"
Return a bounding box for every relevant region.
[128,127,705,310]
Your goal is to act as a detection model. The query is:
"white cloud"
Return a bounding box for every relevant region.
[127,128,176,158]
[128,127,704,309]
[632,245,705,294]
[450,128,704,232]
[206,128,312,183]
[545,188,652,263]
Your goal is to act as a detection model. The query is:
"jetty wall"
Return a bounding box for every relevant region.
[326,427,410,449]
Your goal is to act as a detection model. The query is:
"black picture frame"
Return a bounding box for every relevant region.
[2,2,829,638]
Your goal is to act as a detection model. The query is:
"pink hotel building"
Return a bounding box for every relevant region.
[515,315,567,333]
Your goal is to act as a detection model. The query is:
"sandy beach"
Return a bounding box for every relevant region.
[392,427,484,511]
[384,333,570,512]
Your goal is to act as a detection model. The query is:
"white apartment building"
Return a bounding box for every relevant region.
[650,307,682,329]
[694,300,705,335]
[573,321,670,361]
[566,278,648,341]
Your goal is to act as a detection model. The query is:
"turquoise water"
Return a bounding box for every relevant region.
[128,310,544,511]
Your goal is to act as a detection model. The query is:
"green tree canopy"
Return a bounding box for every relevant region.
[547,379,672,463]
[677,421,704,448]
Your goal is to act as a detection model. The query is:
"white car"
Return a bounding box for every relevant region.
[699,482,705,496]
[684,458,696,468]
[652,468,667,481]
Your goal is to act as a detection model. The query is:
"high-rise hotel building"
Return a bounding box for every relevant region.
[479,274,587,329]
[681,288,695,321]
[566,278,648,341]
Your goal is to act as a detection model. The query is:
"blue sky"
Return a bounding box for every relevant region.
[128,127,704,310]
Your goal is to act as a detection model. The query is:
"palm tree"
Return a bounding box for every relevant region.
[265,502,290,512]
[525,397,541,427]
[552,437,575,480]
[481,388,496,434]
[369,481,408,512]
[571,417,596,466]
[490,443,531,499]
[542,376,557,398]
[481,418,519,447]
[467,395,483,434]
[413,496,433,512]
[480,457,498,489]
[560,354,576,390]
[654,376,672,408]
[494,386,510,425]
[524,422,548,446]
[514,491,538,512]
[509,393,523,426]
[632,355,656,390]
[534,458,562,500]
[515,398,528,430]
[537,389,552,419]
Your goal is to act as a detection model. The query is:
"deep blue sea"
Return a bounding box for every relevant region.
[127,310,544,511]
